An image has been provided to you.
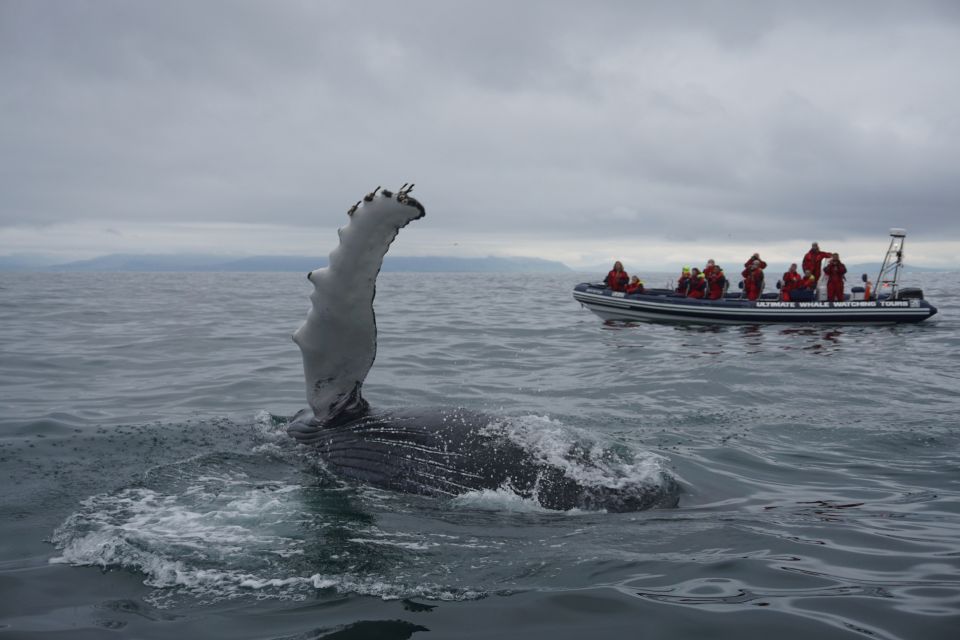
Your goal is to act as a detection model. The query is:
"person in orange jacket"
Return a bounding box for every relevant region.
[703,259,719,279]
[741,260,765,301]
[779,263,802,301]
[788,270,818,301]
[802,242,833,283]
[706,265,727,300]
[604,261,629,292]
[823,253,847,302]
[687,268,707,299]
[625,275,645,295]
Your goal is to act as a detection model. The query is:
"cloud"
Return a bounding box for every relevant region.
[1,1,958,265]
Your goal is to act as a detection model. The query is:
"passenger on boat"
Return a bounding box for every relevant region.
[604,261,630,292]
[625,275,645,295]
[741,260,765,301]
[676,266,692,295]
[779,263,802,301]
[802,243,833,283]
[787,270,818,301]
[824,253,847,302]
[703,259,719,279]
[744,253,768,270]
[688,268,707,299]
[706,266,727,300]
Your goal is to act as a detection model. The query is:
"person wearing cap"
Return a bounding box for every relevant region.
[802,242,833,283]
[604,261,630,292]
[625,275,645,295]
[706,265,727,300]
[676,266,692,295]
[823,253,847,302]
[779,263,802,301]
[687,268,707,299]
[741,259,765,301]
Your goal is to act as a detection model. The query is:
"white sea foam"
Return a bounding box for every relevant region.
[250,410,296,455]
[51,471,307,593]
[49,466,488,605]
[482,414,667,490]
[450,485,557,513]
[346,538,435,551]
[50,481,303,577]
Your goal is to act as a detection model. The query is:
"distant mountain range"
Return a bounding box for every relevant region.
[2,253,952,274]
[0,253,573,273]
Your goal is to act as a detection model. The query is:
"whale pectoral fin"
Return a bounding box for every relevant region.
[294,189,425,429]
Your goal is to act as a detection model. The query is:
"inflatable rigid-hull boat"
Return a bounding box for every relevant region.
[572,284,938,325]
[576,229,937,325]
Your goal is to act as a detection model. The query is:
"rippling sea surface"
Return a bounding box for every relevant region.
[1,270,958,639]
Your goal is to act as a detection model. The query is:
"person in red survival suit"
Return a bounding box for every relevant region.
[788,270,818,301]
[687,268,707,298]
[741,260,765,301]
[779,263,802,301]
[625,275,645,294]
[706,265,727,300]
[823,253,847,302]
[703,259,719,279]
[676,266,692,296]
[744,253,767,270]
[802,242,833,283]
[604,261,629,292]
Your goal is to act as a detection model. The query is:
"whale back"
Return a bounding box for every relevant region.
[294,407,680,513]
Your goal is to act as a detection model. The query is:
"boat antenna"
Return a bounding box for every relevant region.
[875,228,906,300]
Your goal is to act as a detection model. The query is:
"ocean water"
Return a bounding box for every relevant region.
[1,270,958,639]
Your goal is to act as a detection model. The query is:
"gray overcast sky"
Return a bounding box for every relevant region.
[2,0,959,268]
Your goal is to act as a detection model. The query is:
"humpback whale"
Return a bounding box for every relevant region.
[287,186,678,512]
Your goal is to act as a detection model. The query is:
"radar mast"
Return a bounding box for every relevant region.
[876,228,906,299]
